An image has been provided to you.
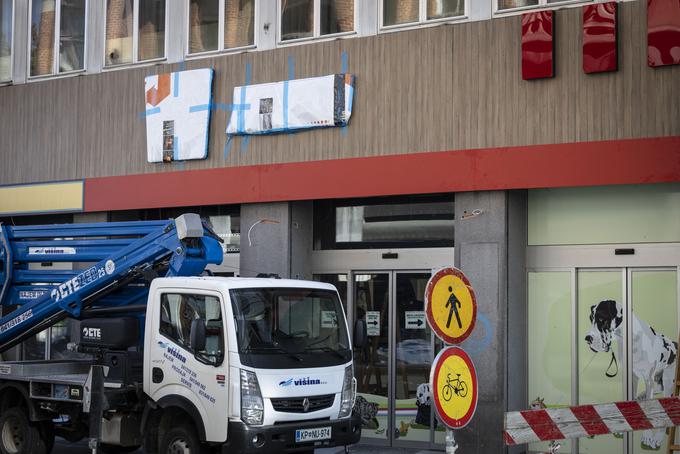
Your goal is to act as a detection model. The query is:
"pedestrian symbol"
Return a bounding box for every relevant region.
[446,288,463,329]
[424,267,477,344]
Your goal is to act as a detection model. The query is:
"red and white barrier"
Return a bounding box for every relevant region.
[504,397,680,445]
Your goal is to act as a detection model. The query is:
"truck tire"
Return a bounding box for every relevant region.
[0,408,46,454]
[159,423,206,454]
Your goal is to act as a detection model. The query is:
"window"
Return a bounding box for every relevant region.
[159,293,225,364]
[188,0,254,55]
[29,0,86,77]
[105,0,166,66]
[229,287,351,368]
[280,0,354,42]
[497,0,587,12]
[382,0,464,28]
[0,0,11,82]
[313,194,455,250]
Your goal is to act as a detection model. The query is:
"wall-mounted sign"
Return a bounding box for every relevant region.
[144,68,213,163]
[226,74,355,136]
[425,267,477,344]
[430,346,478,429]
[405,311,426,329]
[366,311,380,336]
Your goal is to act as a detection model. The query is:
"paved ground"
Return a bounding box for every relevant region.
[52,438,443,454]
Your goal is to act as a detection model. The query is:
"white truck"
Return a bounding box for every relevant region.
[0,215,362,454]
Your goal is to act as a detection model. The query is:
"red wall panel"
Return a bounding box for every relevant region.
[84,137,680,213]
[522,11,555,80]
[583,2,618,73]
[648,0,680,67]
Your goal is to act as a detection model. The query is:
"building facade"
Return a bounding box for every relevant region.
[0,0,679,452]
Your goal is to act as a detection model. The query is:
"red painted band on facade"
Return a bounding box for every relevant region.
[84,136,680,212]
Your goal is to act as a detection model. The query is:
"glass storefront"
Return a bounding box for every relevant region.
[528,184,680,454]
[313,193,455,448]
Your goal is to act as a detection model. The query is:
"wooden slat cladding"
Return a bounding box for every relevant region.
[0,0,677,186]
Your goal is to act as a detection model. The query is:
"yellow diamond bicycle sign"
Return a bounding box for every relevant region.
[430,346,478,429]
[424,267,477,344]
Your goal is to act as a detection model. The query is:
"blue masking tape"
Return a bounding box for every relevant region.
[237,63,252,134]
[224,136,233,159]
[284,56,295,130]
[173,71,180,97]
[214,103,252,112]
[341,51,348,74]
[139,107,161,119]
[189,104,210,113]
[288,55,295,80]
[241,135,250,153]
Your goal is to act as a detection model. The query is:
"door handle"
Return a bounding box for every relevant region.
[152,367,164,384]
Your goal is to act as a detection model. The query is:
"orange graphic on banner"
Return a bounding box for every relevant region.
[146,73,171,106]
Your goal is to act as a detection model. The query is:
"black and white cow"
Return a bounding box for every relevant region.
[585,299,677,450]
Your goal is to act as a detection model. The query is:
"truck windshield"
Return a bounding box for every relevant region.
[230,287,351,368]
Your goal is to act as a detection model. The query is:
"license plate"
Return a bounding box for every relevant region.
[295,426,331,443]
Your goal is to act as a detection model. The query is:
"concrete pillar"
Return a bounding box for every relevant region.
[240,202,312,280]
[453,190,527,453]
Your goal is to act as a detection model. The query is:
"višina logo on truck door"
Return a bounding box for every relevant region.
[278,377,327,387]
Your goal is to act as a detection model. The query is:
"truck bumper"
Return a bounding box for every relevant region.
[220,415,362,453]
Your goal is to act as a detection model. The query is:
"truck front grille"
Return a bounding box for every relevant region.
[271,394,335,413]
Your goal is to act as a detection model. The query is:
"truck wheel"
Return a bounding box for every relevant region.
[160,423,206,454]
[0,408,46,454]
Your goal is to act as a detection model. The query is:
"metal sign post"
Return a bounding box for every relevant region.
[425,267,479,453]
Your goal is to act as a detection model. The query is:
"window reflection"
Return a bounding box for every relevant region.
[105,0,133,65]
[138,0,165,61]
[281,0,314,41]
[320,0,354,35]
[0,0,12,81]
[189,0,219,53]
[314,195,455,250]
[224,0,254,49]
[59,0,85,72]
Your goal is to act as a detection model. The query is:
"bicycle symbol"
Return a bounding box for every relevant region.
[442,373,468,401]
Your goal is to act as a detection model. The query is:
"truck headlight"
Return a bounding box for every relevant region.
[338,365,356,418]
[241,369,264,425]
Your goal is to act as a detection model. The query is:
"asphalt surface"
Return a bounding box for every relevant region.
[52,438,442,454]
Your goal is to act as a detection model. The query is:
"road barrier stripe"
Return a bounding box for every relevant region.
[504,397,680,445]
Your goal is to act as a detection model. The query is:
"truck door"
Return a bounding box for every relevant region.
[147,290,229,442]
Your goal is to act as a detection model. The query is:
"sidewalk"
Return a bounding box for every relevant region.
[317,447,443,454]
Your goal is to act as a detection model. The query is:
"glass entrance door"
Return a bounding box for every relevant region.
[352,270,443,448]
[528,267,679,454]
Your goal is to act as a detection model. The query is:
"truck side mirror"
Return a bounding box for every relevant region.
[190,319,206,352]
[353,319,368,349]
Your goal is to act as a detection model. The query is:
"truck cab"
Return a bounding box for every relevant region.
[143,276,362,453]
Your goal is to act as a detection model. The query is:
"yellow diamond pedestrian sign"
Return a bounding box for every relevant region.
[430,346,478,429]
[424,267,477,344]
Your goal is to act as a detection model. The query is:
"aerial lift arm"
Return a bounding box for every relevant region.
[0,214,223,353]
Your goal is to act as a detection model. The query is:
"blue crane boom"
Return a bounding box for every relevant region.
[0,214,223,353]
